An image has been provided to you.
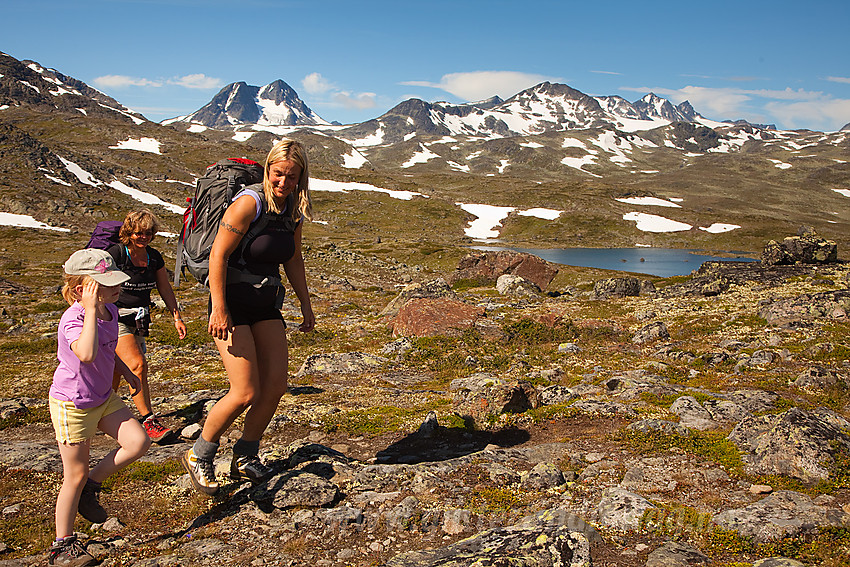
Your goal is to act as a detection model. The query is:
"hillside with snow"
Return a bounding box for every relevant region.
[0,50,848,258]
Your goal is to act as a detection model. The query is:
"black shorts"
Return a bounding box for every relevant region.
[209,282,284,327]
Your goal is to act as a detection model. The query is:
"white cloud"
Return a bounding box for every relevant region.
[765,98,850,130]
[332,91,377,110]
[591,70,622,76]
[93,75,162,88]
[302,72,334,95]
[168,74,221,89]
[826,76,850,84]
[402,71,558,101]
[619,84,848,128]
[94,73,220,90]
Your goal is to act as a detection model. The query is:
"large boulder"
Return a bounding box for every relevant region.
[593,276,640,299]
[712,490,850,542]
[727,408,850,482]
[391,297,485,338]
[449,250,558,290]
[758,289,850,326]
[451,374,539,426]
[761,226,838,265]
[496,274,541,297]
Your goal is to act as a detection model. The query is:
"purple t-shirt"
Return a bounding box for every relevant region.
[50,302,119,409]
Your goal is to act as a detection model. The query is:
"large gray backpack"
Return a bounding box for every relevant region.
[174,158,265,287]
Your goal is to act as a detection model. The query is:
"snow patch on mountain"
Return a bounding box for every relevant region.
[616,197,682,208]
[108,180,184,213]
[342,149,369,169]
[768,159,792,169]
[0,212,70,232]
[518,208,562,220]
[623,212,692,232]
[310,179,426,201]
[402,145,440,168]
[109,137,162,154]
[457,203,515,239]
[699,223,740,233]
[561,154,600,177]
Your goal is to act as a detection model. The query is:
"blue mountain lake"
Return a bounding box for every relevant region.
[472,246,758,277]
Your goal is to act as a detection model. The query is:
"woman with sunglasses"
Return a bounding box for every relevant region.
[108,209,187,444]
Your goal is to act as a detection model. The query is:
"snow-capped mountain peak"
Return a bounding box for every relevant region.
[165,79,329,128]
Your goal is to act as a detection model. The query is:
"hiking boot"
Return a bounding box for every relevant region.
[143,415,174,444]
[230,454,273,484]
[48,535,96,566]
[78,480,107,523]
[181,448,219,495]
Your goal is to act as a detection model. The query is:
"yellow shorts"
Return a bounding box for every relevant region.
[49,391,127,444]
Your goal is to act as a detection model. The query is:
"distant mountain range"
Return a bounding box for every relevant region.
[165,78,736,141]
[0,49,848,258]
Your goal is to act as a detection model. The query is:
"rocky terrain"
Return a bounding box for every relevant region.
[1,49,849,567]
[0,234,849,567]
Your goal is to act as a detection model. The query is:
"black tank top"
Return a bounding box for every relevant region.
[230,210,300,278]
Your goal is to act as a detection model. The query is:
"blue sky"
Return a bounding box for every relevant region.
[4,0,850,131]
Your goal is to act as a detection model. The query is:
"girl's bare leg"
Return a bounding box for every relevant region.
[88,407,150,483]
[55,441,90,538]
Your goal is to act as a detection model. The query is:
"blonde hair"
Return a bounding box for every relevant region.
[61,274,91,305]
[262,138,312,220]
[119,209,160,245]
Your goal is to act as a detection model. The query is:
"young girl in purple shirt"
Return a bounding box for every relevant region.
[48,249,151,566]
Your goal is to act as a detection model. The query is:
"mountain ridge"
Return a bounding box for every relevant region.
[164,79,329,129]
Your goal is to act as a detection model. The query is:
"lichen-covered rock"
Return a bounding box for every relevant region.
[758,289,850,325]
[385,520,591,566]
[295,352,388,377]
[700,276,730,296]
[519,462,565,490]
[450,374,538,425]
[727,408,850,482]
[538,385,578,406]
[761,227,838,266]
[627,419,690,437]
[646,540,709,566]
[670,395,751,431]
[495,274,541,297]
[712,490,850,542]
[793,365,845,391]
[595,487,655,531]
[251,471,339,509]
[632,321,670,344]
[593,276,640,299]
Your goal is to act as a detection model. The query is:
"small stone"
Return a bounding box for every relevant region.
[749,484,773,495]
[2,503,22,516]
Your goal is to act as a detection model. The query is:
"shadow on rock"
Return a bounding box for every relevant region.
[375,422,530,464]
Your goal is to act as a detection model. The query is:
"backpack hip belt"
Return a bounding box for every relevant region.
[226,267,282,288]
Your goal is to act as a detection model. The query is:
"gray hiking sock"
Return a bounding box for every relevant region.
[233,439,260,457]
[193,436,219,461]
